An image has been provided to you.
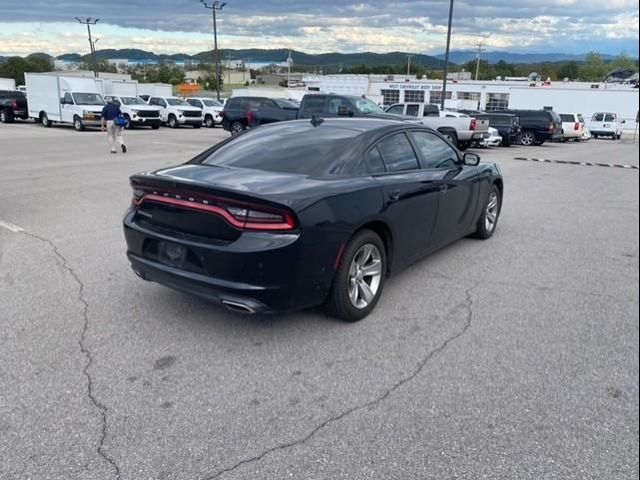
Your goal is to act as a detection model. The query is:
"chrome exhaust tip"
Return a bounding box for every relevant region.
[221,299,256,315]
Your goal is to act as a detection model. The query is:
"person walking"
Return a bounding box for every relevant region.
[101,97,127,154]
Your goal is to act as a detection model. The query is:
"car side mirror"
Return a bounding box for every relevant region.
[60,97,66,105]
[463,152,480,166]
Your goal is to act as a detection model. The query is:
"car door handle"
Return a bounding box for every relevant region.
[439,184,448,193]
[388,190,401,201]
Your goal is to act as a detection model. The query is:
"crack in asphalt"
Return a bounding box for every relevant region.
[20,231,121,480]
[203,288,475,480]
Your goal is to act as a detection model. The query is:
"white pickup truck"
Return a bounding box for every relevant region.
[147,96,203,128]
[385,103,489,150]
[104,95,162,129]
[186,97,224,128]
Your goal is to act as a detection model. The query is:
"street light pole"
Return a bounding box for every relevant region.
[201,1,226,101]
[74,17,100,77]
[475,41,484,81]
[406,54,413,76]
[440,0,454,111]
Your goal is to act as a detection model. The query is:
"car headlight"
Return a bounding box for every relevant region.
[131,110,139,115]
[177,110,184,115]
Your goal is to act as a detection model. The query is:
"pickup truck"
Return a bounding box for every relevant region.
[297,94,417,123]
[0,90,28,123]
[103,94,162,129]
[384,103,489,150]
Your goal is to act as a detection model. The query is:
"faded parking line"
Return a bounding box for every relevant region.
[514,157,640,170]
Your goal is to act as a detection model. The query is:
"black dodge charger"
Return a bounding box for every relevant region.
[124,118,503,321]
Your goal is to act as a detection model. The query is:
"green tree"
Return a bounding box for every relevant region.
[579,52,607,81]
[609,52,637,72]
[557,61,580,80]
[0,55,53,84]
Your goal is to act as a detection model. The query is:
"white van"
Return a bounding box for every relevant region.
[147,96,203,128]
[25,73,106,131]
[590,112,625,140]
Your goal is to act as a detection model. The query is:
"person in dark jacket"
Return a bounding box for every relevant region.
[101,98,127,154]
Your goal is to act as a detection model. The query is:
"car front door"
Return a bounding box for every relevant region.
[61,92,75,122]
[372,132,441,264]
[409,130,480,246]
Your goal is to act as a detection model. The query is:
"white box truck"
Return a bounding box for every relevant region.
[0,78,17,91]
[138,83,173,102]
[25,73,106,131]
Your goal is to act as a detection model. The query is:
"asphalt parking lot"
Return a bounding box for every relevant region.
[1,122,638,480]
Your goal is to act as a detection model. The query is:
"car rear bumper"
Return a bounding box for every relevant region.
[123,210,336,313]
[590,130,618,136]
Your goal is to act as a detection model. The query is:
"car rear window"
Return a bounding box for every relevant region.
[593,113,604,122]
[201,123,359,175]
[604,114,615,122]
[302,96,326,113]
[226,98,246,109]
[560,114,574,122]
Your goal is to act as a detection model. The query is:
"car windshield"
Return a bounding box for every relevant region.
[166,98,190,106]
[354,98,384,114]
[202,99,222,107]
[201,123,359,175]
[73,93,105,105]
[120,96,145,105]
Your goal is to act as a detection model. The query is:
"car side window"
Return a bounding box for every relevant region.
[64,92,73,104]
[327,97,350,115]
[406,104,419,116]
[386,105,404,115]
[303,96,325,113]
[377,133,420,172]
[362,147,386,174]
[410,131,459,169]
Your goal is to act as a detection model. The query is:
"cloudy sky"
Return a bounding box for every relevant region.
[1,0,638,57]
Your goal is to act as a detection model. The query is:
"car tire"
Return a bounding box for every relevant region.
[325,229,387,322]
[230,121,245,135]
[41,112,52,127]
[193,123,202,129]
[73,116,85,132]
[472,185,501,240]
[205,115,214,128]
[502,137,511,147]
[439,129,459,148]
[151,124,160,130]
[168,115,178,128]
[0,109,13,123]
[520,131,535,146]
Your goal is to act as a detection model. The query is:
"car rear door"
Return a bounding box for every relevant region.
[371,132,441,263]
[408,130,480,246]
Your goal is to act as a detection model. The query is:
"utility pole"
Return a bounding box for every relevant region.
[201,1,226,101]
[406,54,413,76]
[74,17,99,77]
[474,41,484,81]
[440,0,454,111]
[287,48,292,86]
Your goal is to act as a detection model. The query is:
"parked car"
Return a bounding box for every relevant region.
[186,97,224,128]
[492,109,563,146]
[559,113,585,141]
[147,96,203,128]
[221,96,299,134]
[462,112,521,146]
[589,112,625,140]
[297,94,418,123]
[0,90,28,123]
[478,127,502,148]
[104,95,162,129]
[385,103,489,150]
[124,118,503,322]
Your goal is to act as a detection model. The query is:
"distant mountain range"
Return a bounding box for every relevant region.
[434,50,619,64]
[3,48,634,68]
[55,48,447,69]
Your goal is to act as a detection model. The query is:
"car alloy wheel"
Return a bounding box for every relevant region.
[485,191,499,233]
[520,132,535,146]
[0,110,8,123]
[230,121,244,135]
[347,243,383,309]
[168,116,178,128]
[73,117,84,131]
[205,115,214,128]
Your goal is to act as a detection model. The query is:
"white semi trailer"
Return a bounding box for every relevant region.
[25,73,106,131]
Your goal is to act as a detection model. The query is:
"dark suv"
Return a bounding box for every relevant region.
[221,97,299,134]
[492,109,562,146]
[298,94,413,121]
[463,112,521,146]
[0,90,28,123]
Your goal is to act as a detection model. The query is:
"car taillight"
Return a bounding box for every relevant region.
[574,122,579,130]
[247,109,254,125]
[131,185,296,231]
[549,124,555,133]
[470,118,476,130]
[12,100,18,110]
